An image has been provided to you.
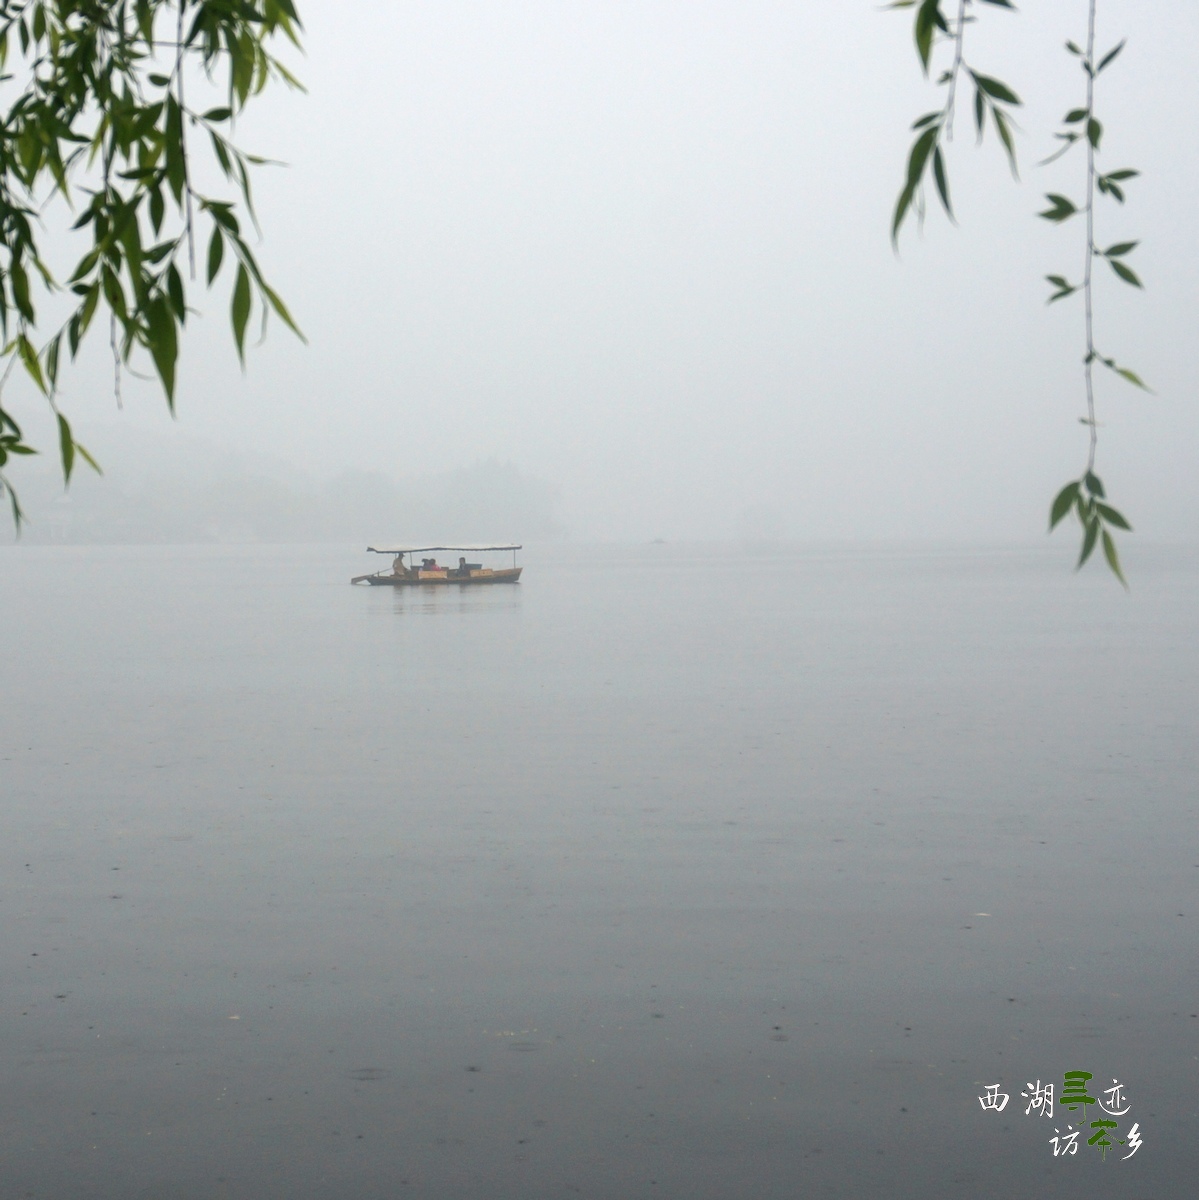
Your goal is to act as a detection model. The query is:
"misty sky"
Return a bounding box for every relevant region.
[11,0,1199,542]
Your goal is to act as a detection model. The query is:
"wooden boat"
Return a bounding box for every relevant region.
[351,545,523,586]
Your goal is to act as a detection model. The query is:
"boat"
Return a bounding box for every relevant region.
[350,545,523,586]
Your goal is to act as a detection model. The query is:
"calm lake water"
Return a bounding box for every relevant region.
[2,541,1196,1198]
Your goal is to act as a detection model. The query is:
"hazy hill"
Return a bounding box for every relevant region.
[2,425,563,545]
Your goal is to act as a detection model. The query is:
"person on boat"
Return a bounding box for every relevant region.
[392,554,407,575]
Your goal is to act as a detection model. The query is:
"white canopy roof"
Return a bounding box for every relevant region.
[367,545,521,554]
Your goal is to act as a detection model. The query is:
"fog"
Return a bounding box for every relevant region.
[6,11,1199,1193]
[5,0,1198,544]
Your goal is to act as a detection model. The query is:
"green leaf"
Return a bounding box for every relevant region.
[206,203,240,236]
[1104,241,1138,258]
[1063,108,1089,124]
[45,332,60,389]
[232,263,251,364]
[69,248,101,284]
[1038,194,1077,222]
[2,472,25,527]
[79,284,100,340]
[75,442,102,475]
[914,0,941,73]
[1096,502,1132,531]
[150,186,165,235]
[231,30,255,105]
[1045,274,1076,303]
[119,207,144,277]
[260,282,305,341]
[207,227,225,285]
[905,126,938,188]
[1109,259,1142,287]
[1084,472,1105,499]
[168,264,186,322]
[970,73,1021,105]
[1114,366,1150,390]
[992,107,1017,176]
[57,412,74,483]
[136,0,154,45]
[890,128,941,241]
[210,130,233,178]
[892,181,917,244]
[1078,517,1100,568]
[17,334,46,394]
[1101,530,1127,586]
[1040,131,1079,167]
[1104,169,1139,182]
[1049,481,1080,530]
[932,145,951,217]
[146,294,178,407]
[101,267,127,322]
[10,261,34,322]
[1086,117,1102,149]
[1097,40,1125,73]
[165,95,186,202]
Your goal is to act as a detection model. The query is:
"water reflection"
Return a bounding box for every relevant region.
[357,580,524,616]
[395,582,523,616]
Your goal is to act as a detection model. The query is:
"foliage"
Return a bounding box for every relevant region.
[889,0,1021,244]
[0,0,304,527]
[890,0,1144,583]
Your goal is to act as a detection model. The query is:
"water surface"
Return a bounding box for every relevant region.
[2,542,1196,1198]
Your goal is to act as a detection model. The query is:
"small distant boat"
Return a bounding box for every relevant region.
[351,545,523,586]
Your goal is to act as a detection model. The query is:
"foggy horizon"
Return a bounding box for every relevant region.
[16,419,1190,548]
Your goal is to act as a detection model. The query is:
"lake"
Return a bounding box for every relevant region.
[2,541,1195,1198]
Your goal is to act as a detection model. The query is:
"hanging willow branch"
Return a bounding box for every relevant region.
[0,0,305,528]
[1043,3,1146,586]
[890,0,1147,583]
[889,0,1021,244]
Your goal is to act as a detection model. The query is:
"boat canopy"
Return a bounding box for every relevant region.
[367,545,522,555]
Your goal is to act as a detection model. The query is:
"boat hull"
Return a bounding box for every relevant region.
[351,567,523,586]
